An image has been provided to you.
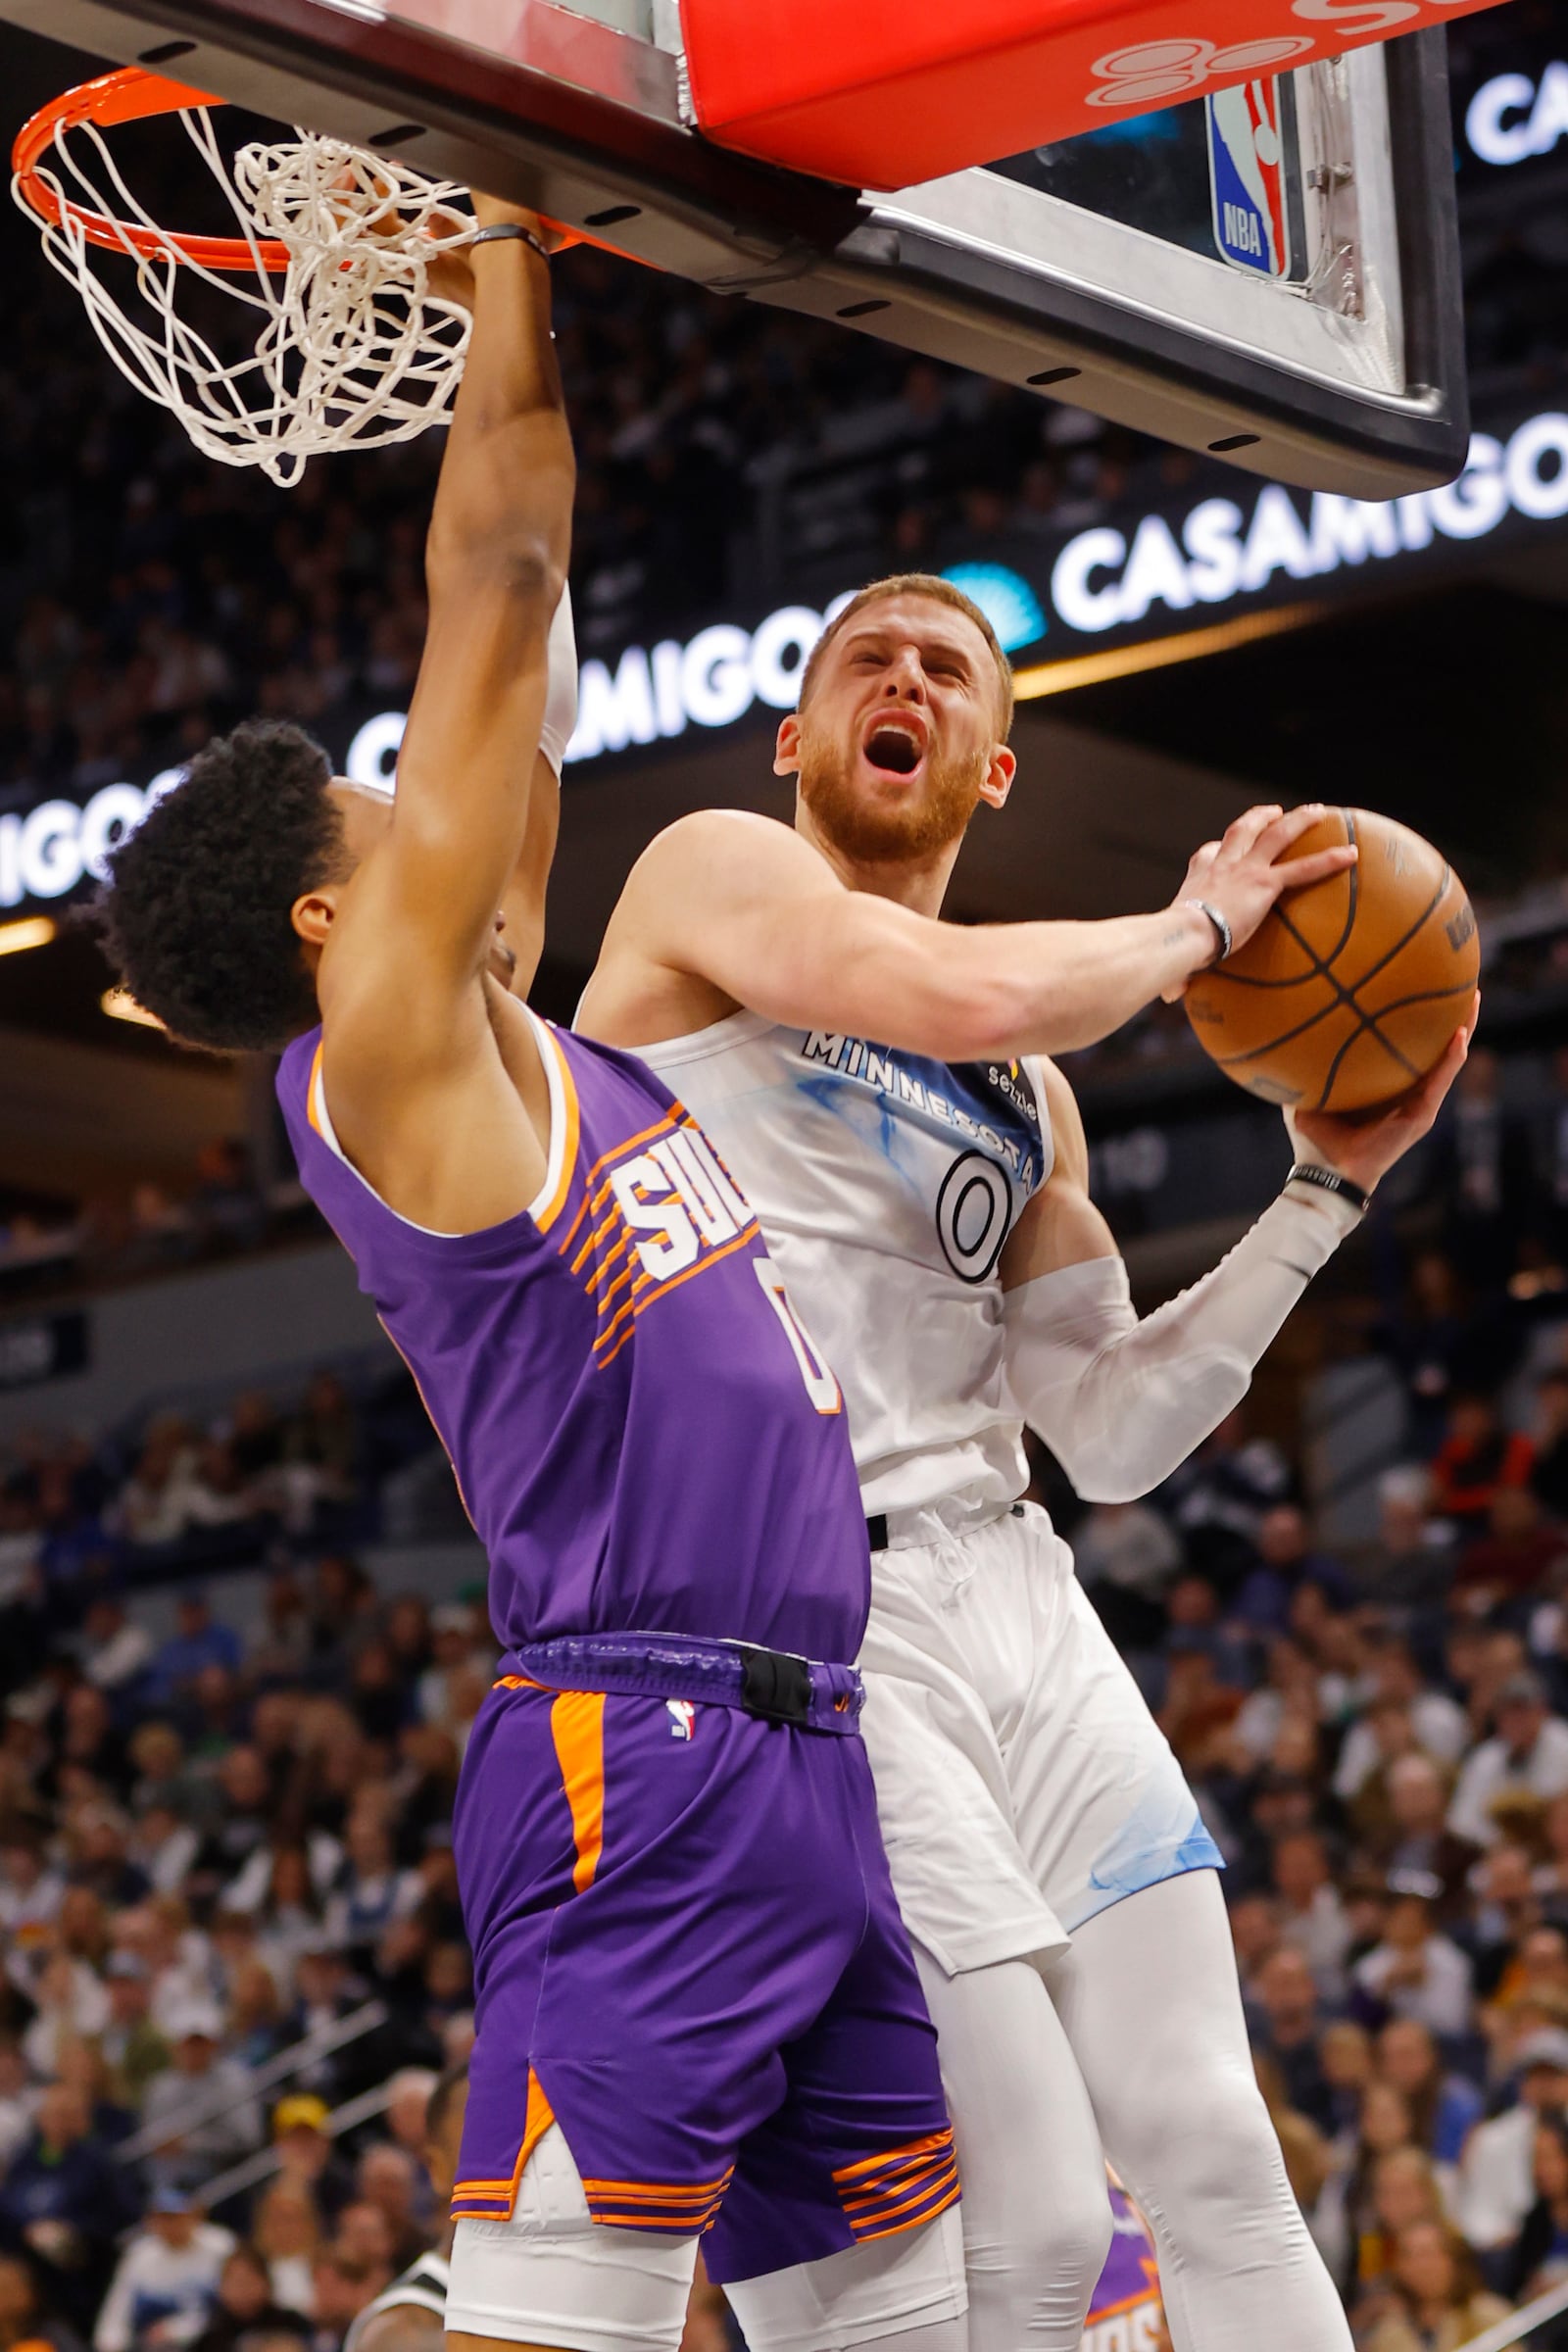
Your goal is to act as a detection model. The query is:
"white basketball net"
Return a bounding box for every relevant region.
[15,105,478,486]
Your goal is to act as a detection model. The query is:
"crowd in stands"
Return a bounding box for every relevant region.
[1048,1098,1568,2345]
[0,998,1566,2349]
[0,1546,735,2352]
[0,13,1565,2348]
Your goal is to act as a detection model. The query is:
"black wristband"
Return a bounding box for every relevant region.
[469,221,553,263]
[1288,1161,1371,1216]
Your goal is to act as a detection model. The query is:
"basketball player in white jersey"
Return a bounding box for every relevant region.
[564,571,1472,2352]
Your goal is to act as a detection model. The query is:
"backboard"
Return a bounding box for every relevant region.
[1,0,1468,494]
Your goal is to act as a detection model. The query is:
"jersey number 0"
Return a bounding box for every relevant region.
[754,1256,843,1415]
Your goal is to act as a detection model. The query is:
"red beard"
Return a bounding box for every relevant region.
[799,738,983,865]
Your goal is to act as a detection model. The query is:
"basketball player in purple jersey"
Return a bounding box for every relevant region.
[92,207,970,2352]
[569,573,1475,2352]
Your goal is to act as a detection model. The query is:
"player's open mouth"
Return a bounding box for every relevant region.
[862,717,928,776]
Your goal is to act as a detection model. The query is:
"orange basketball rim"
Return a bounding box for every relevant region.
[12,63,593,272]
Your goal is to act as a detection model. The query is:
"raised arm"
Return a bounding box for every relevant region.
[578,802,1354,1059]
[320,197,573,1052]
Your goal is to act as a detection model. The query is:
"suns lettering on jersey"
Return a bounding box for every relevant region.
[1082,2304,1162,2352]
[555,1112,758,1364]
[553,1110,838,1411]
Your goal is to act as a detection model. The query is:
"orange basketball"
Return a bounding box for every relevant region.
[1184,809,1479,1113]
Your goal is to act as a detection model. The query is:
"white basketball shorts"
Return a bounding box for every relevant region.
[858,1499,1224,1977]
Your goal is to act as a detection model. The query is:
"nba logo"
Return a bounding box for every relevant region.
[666,1699,696,1741]
[1206,82,1291,278]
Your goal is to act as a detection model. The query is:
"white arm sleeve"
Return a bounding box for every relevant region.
[1003,1179,1362,1504]
[537,581,578,776]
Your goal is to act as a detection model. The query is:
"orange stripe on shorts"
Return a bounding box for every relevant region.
[550,1690,606,1892]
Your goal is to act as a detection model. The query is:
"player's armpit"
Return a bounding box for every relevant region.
[999,1062,1118,1292]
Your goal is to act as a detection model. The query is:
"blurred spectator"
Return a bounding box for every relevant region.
[1358,2144,1450,2295]
[1380,1254,1487,1460]
[101,1957,170,2108]
[1235,1505,1352,1632]
[1454,2030,1568,2253]
[1431,1395,1535,1533]
[0,2051,30,2175]
[1353,1467,1455,1611]
[270,2102,352,2226]
[1352,1880,1475,2038]
[1162,1410,1294,1592]
[116,1442,247,1560]
[349,2149,423,2274]
[1074,1497,1184,1658]
[251,2187,318,2321]
[1363,2221,1511,2352]
[307,2252,382,2352]
[0,2249,84,2352]
[0,2082,138,2329]
[1248,1947,1335,2134]
[1506,2111,1568,2303]
[321,1820,416,1961]
[1378,2021,1485,2167]
[1273,1832,1352,1996]
[78,1601,153,1700]
[145,1597,242,1708]
[1533,1371,1568,1524]
[94,2188,234,2352]
[1449,1673,1568,1848]
[1338,1646,1467,1803]
[1435,1048,1534,1290]
[1455,1489,1568,1617]
[138,2004,263,2192]
[187,2247,307,2352]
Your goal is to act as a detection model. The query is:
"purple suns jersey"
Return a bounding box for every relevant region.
[275,1007,869,1661]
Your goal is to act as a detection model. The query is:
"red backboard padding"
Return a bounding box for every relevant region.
[678,0,1502,189]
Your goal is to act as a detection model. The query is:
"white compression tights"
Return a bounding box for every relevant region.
[916,1871,1351,2352]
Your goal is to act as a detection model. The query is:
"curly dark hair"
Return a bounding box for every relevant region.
[94,719,348,1053]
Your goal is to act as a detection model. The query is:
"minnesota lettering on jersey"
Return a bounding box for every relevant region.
[555,1110,761,1369]
[799,1033,1047,1190]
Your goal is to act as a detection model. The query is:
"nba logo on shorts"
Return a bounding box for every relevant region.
[666,1699,696,1741]
[1206,82,1290,277]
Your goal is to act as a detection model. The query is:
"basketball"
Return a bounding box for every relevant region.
[1184,809,1479,1113]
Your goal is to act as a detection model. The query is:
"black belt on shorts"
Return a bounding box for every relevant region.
[499,1631,863,1734]
[866,1502,1026,1551]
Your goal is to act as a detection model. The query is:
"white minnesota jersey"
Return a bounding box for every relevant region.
[635,1012,1053,1515]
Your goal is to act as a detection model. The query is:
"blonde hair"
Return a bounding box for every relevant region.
[798,573,1014,736]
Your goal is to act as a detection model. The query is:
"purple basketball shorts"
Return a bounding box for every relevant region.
[450,1667,957,2284]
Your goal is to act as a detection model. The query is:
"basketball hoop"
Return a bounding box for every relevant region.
[11,66,484,486]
